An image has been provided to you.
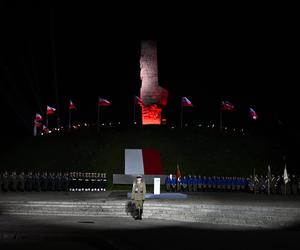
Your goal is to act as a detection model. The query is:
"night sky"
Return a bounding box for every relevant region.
[0,8,298,140]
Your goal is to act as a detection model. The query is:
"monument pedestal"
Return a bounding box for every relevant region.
[127,192,187,199]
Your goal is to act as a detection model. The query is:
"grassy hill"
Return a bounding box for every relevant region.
[1,126,283,187]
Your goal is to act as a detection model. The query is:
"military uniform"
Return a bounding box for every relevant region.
[25,172,33,192]
[9,172,17,191]
[2,172,9,192]
[165,175,172,192]
[17,172,25,192]
[131,176,146,220]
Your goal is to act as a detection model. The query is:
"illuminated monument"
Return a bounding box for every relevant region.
[140,41,168,125]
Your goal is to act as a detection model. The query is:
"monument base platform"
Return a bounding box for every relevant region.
[127,192,188,199]
[113,174,167,184]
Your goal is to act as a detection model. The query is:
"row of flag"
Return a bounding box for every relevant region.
[34,98,112,135]
[181,97,258,120]
[33,96,258,135]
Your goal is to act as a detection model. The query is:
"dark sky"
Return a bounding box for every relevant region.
[0,8,298,138]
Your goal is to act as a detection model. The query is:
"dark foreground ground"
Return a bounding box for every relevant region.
[1,215,300,250]
[1,191,300,250]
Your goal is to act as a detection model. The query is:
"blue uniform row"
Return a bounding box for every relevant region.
[165,175,248,192]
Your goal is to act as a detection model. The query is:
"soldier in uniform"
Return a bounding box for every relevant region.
[298,175,300,194]
[171,175,177,192]
[2,171,9,192]
[192,175,198,192]
[181,176,188,192]
[270,174,277,194]
[48,173,56,191]
[102,173,107,191]
[40,172,48,192]
[25,172,33,192]
[62,172,69,192]
[9,171,17,191]
[187,174,193,192]
[99,173,104,191]
[96,172,101,191]
[90,173,96,191]
[69,172,76,191]
[0,172,2,191]
[131,175,146,220]
[17,172,25,192]
[176,175,182,191]
[33,172,41,192]
[55,172,62,191]
[197,175,202,192]
[164,174,172,192]
[291,174,298,195]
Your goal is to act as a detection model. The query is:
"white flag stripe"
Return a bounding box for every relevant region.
[125,149,144,175]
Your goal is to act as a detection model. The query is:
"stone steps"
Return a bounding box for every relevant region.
[1,200,299,228]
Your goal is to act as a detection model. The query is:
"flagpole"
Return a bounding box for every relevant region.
[267,165,271,196]
[180,99,183,129]
[69,108,71,129]
[253,168,256,195]
[97,100,100,134]
[33,119,37,136]
[46,115,48,128]
[133,97,136,125]
[219,102,222,132]
[285,183,287,196]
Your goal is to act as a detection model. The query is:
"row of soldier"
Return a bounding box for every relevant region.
[248,174,300,195]
[165,174,300,195]
[0,171,107,192]
[165,175,249,192]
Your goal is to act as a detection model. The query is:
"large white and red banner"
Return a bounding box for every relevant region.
[125,149,164,175]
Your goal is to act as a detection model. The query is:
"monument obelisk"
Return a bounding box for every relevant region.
[140,41,168,125]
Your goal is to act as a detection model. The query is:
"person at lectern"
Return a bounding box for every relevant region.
[131,175,146,220]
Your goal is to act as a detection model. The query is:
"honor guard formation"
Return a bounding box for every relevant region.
[0,171,107,192]
[165,174,300,195]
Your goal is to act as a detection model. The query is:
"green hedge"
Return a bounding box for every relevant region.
[1,127,275,187]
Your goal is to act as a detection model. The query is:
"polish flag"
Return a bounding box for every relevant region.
[249,107,258,120]
[98,97,111,106]
[69,100,76,110]
[221,101,234,111]
[35,113,43,122]
[125,149,164,175]
[47,105,56,115]
[182,97,193,107]
[34,121,42,128]
[134,96,144,106]
[43,125,50,134]
[176,164,182,181]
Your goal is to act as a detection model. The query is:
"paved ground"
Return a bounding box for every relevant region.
[1,190,300,204]
[1,191,300,249]
[0,214,300,250]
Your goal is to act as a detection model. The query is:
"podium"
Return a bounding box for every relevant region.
[154,177,160,195]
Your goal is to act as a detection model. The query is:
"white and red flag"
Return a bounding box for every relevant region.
[69,100,76,110]
[125,149,164,175]
[47,105,56,115]
[221,101,234,111]
[134,96,144,106]
[98,97,111,106]
[181,97,193,107]
[35,113,43,122]
[249,107,258,120]
[42,125,50,134]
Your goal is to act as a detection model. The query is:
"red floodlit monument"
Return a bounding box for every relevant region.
[140,41,168,125]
